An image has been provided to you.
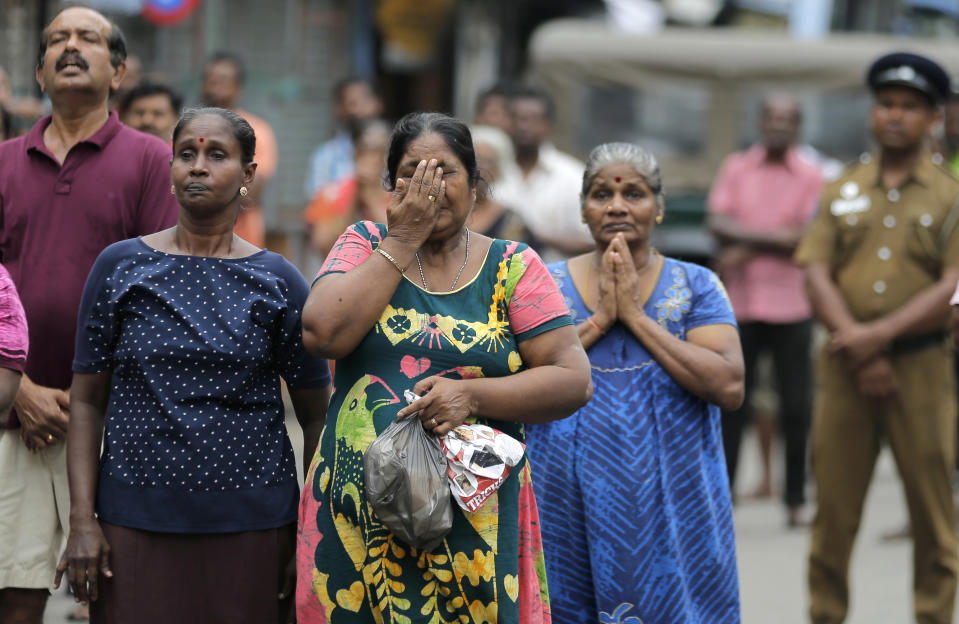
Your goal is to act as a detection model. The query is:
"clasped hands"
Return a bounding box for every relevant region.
[592,233,650,332]
[828,321,897,400]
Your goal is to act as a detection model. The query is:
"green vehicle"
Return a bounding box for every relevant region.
[527,19,959,263]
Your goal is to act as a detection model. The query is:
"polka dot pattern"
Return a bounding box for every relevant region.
[73,238,330,531]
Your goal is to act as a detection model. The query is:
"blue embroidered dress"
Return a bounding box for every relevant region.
[525,256,741,624]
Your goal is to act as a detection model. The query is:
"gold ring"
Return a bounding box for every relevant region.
[428,194,436,202]
[47,434,54,443]
[430,417,438,427]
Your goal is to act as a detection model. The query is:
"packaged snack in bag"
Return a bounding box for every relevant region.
[362,392,453,551]
[440,423,526,512]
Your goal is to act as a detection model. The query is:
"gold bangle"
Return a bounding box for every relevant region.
[375,247,406,275]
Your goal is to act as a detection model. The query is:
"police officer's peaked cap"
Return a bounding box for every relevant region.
[867,52,951,104]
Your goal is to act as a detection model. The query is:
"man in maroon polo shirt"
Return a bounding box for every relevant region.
[0,7,177,621]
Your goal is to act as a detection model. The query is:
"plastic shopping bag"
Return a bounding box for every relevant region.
[363,392,453,551]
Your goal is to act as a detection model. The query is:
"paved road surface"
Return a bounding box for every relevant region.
[45,421,929,623]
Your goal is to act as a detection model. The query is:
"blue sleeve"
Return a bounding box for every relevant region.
[269,255,332,389]
[72,241,134,373]
[304,146,323,199]
[685,265,737,331]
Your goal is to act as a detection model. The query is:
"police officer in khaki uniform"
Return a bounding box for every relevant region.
[797,52,959,624]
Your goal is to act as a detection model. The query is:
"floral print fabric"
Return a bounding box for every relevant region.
[297,222,570,623]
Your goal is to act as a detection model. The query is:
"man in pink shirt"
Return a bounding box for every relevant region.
[708,93,824,527]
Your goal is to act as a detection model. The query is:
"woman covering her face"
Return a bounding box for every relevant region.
[296,112,592,622]
[524,143,746,624]
[59,107,332,623]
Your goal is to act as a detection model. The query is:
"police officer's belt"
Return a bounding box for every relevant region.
[887,331,947,355]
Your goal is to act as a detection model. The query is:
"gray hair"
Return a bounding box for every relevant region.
[470,124,515,176]
[581,142,664,205]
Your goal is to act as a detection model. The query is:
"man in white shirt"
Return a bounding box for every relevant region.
[495,85,593,261]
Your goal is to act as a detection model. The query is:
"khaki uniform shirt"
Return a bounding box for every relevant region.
[795,153,959,322]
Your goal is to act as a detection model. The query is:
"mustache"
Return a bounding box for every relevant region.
[55,52,89,71]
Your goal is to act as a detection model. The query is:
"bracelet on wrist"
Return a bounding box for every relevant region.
[375,247,407,275]
[586,316,606,335]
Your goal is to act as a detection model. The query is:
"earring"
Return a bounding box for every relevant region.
[171,185,175,195]
[656,214,664,224]
[581,215,587,223]
[239,186,248,197]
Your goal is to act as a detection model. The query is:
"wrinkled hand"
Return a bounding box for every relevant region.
[854,356,898,400]
[279,554,297,623]
[54,517,112,604]
[395,376,474,437]
[830,322,890,370]
[15,377,69,452]
[385,159,446,249]
[609,234,643,319]
[593,247,618,330]
[715,244,754,276]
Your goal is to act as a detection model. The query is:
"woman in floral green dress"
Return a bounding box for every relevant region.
[296,112,592,623]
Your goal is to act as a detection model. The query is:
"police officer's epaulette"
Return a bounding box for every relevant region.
[929,152,959,182]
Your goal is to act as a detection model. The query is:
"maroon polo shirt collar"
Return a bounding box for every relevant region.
[25,110,122,164]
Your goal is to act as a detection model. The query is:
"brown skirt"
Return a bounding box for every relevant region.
[90,522,295,624]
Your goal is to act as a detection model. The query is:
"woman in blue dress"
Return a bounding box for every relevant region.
[525,142,745,624]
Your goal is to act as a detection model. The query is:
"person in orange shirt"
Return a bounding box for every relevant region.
[202,52,277,247]
[304,118,391,258]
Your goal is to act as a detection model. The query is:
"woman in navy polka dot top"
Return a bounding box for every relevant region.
[57,107,332,623]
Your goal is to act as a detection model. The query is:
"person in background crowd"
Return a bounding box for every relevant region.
[495,84,593,262]
[119,80,181,143]
[107,52,141,111]
[305,118,392,257]
[303,77,383,200]
[797,52,959,624]
[708,93,824,528]
[56,106,331,624]
[202,51,277,247]
[473,83,513,134]
[526,142,744,624]
[0,65,48,127]
[0,66,9,108]
[296,112,591,622]
[0,7,178,623]
[468,124,535,245]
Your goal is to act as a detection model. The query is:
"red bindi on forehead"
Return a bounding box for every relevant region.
[198,137,204,142]
[614,177,621,183]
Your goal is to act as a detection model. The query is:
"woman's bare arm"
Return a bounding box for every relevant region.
[397,325,593,433]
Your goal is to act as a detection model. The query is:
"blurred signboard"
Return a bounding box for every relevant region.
[142,0,201,26]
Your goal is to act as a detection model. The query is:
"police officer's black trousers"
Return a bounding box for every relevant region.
[721,319,813,507]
